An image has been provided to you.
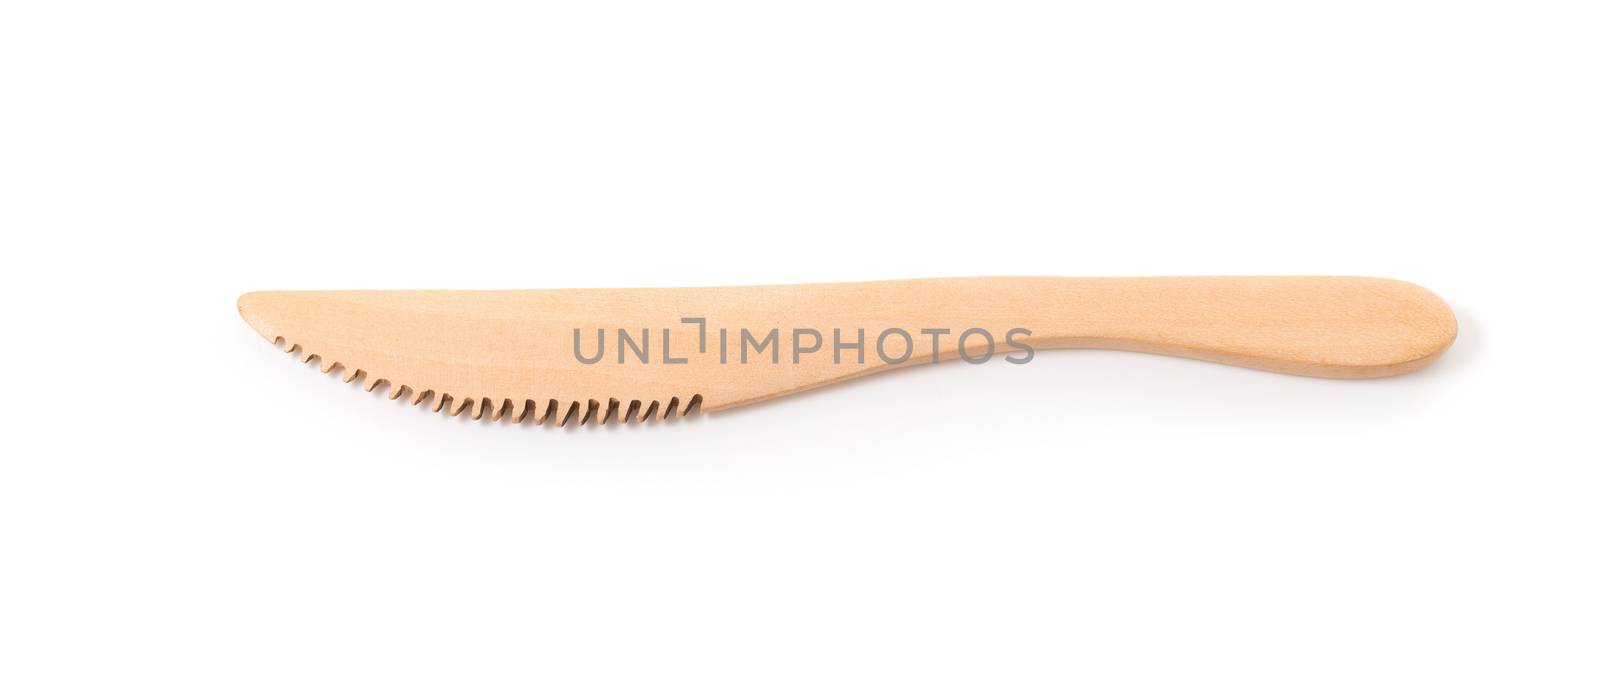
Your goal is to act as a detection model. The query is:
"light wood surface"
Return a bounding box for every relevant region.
[238,277,1457,424]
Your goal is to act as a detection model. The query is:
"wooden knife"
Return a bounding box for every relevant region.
[238,276,1457,425]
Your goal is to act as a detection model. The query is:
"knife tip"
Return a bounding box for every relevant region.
[236,291,281,341]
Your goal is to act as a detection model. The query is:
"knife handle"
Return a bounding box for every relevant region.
[926,276,1457,379]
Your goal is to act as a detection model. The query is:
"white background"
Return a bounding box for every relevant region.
[2,1,1596,680]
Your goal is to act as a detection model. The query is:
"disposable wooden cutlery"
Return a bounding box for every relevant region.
[238,276,1456,425]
